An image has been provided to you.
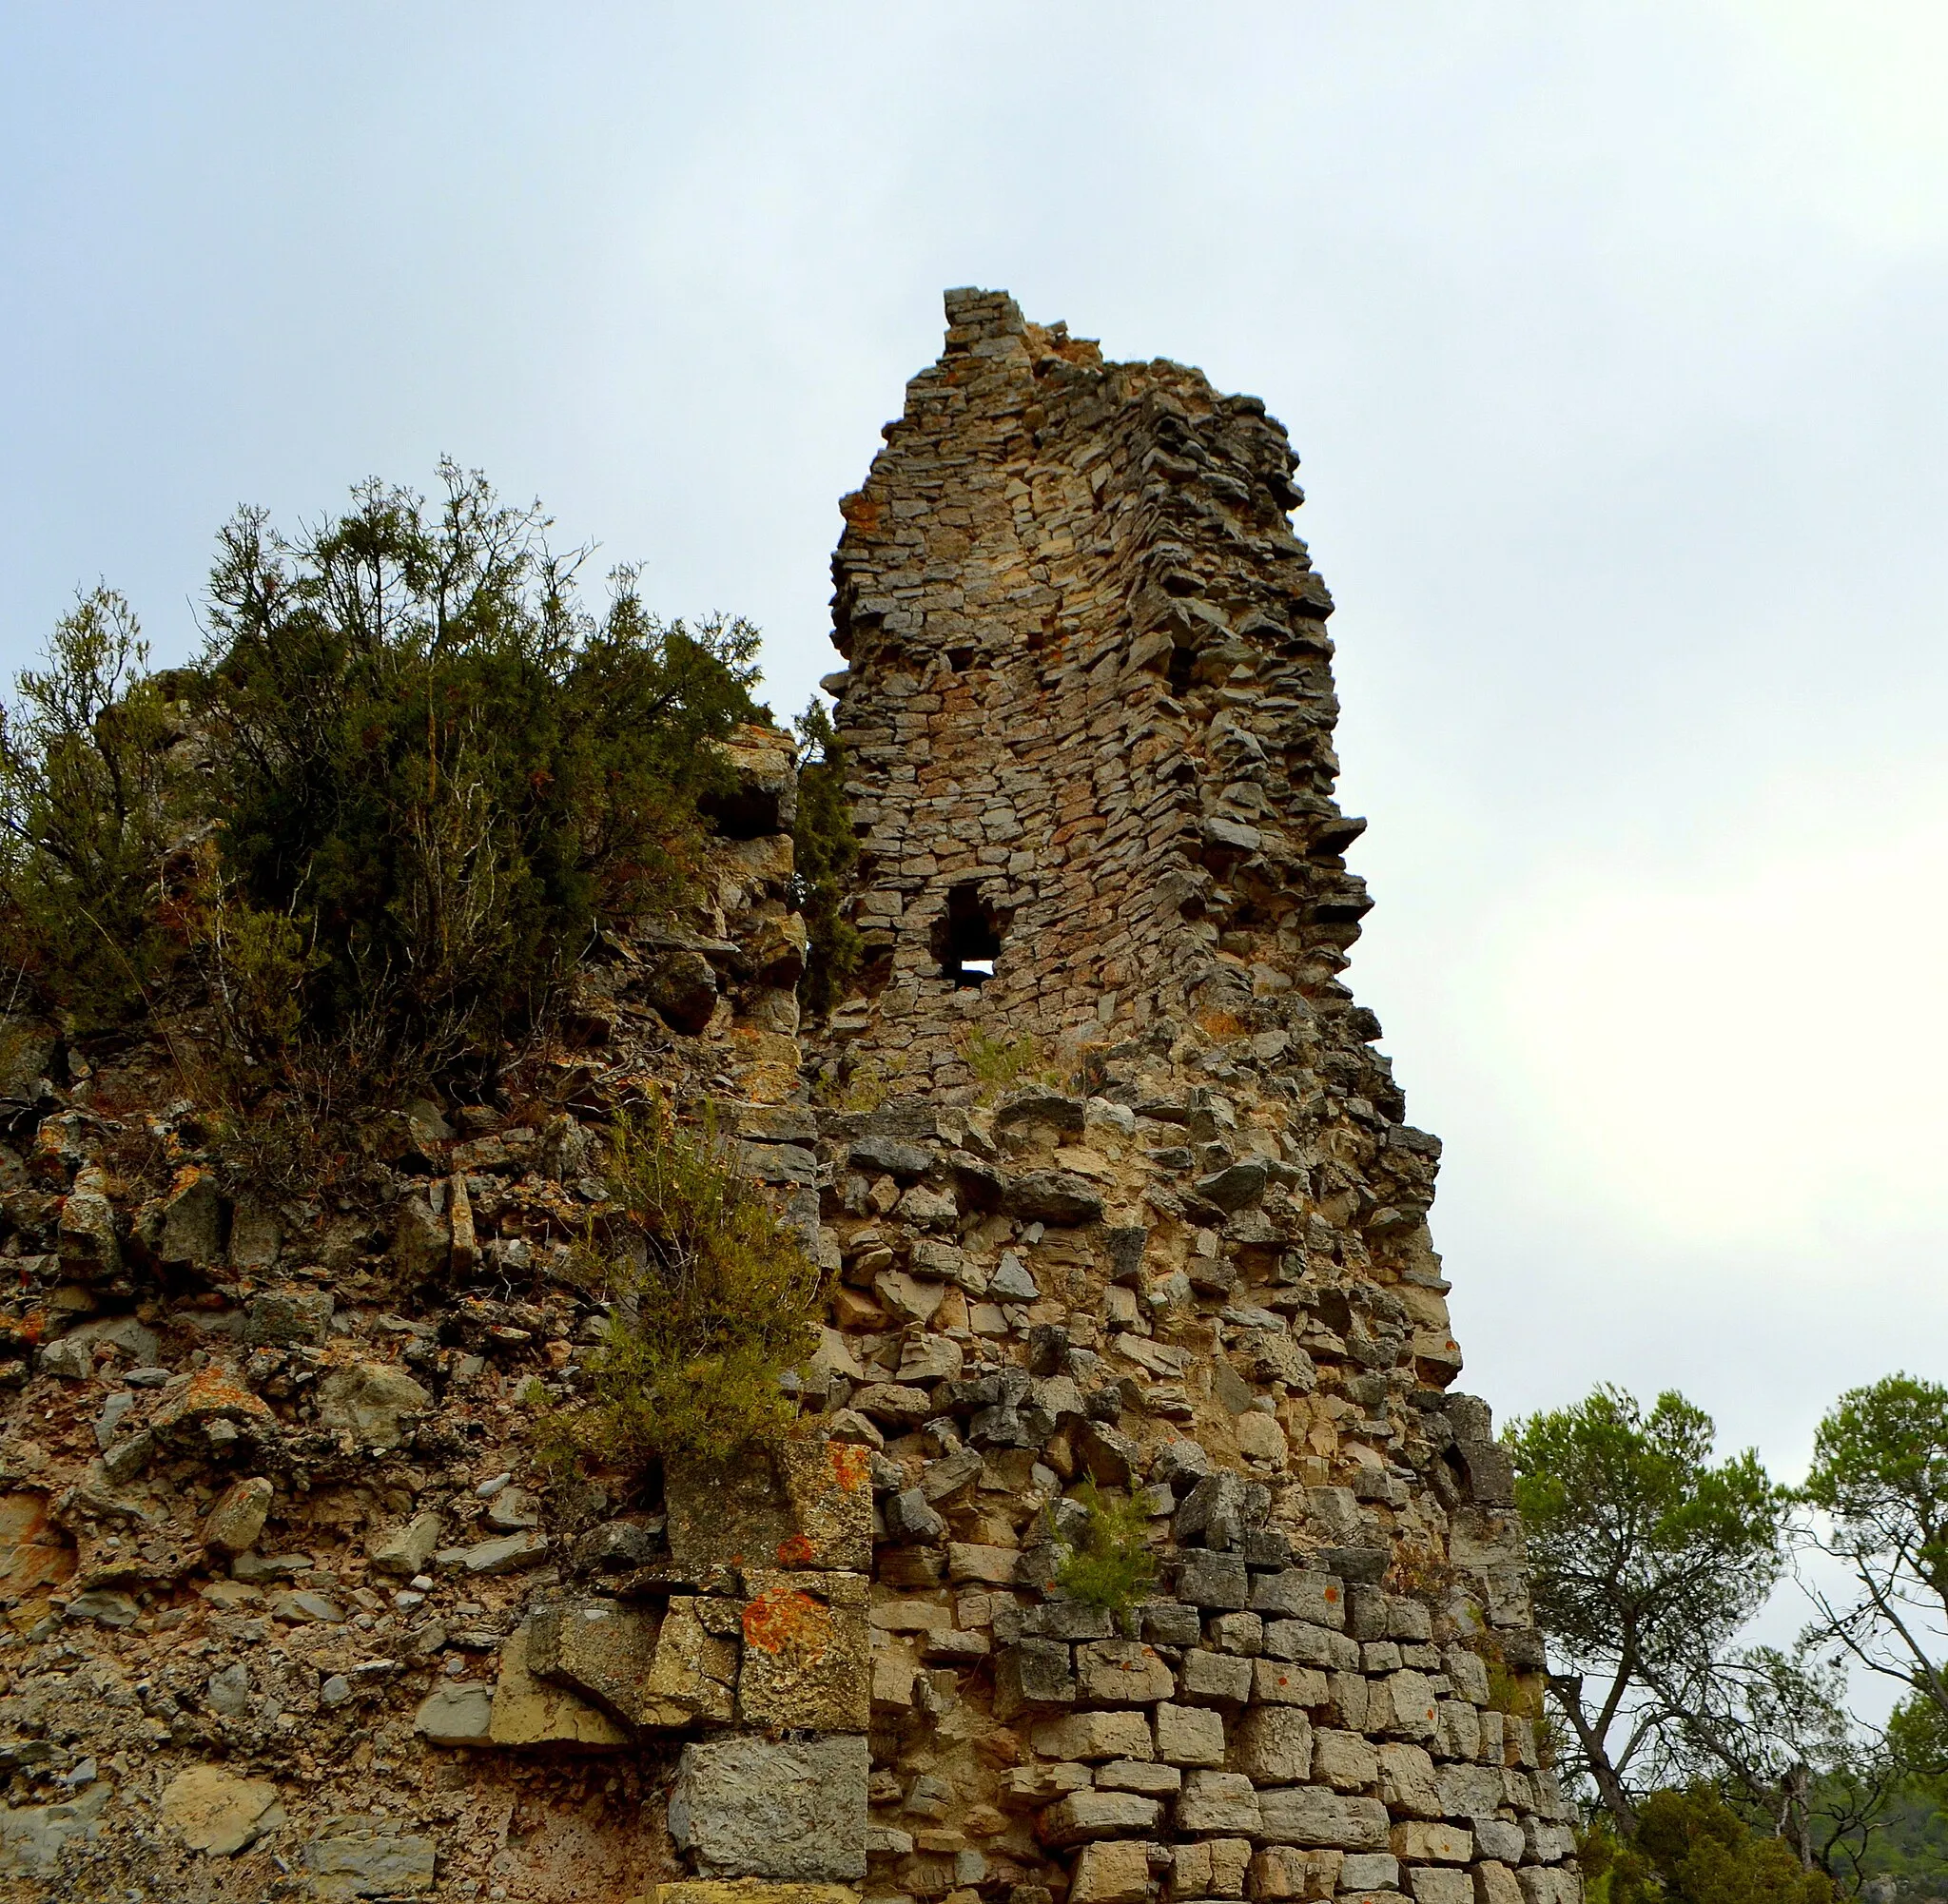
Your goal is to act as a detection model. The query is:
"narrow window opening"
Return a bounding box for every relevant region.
[932,882,1007,987]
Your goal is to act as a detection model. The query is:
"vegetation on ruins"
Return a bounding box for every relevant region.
[789,698,860,1018]
[1583,1787,1836,1903]
[0,463,765,1093]
[534,1098,826,1472]
[1515,1379,1948,1896]
[1049,1481,1159,1623]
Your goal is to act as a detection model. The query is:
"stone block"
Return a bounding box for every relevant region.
[1231,1706,1312,1784]
[1098,1759,1181,1796]
[1178,1551,1250,1609]
[414,1683,494,1744]
[1407,1870,1471,1904]
[1180,1648,1255,1706]
[1341,1855,1401,1893]
[1035,1791,1161,1848]
[669,1437,873,1573]
[1077,1639,1176,1704]
[670,1736,868,1881]
[1031,1709,1154,1761]
[1375,1670,1440,1739]
[1250,1572,1344,1626]
[203,1476,273,1555]
[947,1542,1020,1583]
[315,1361,430,1451]
[1156,1700,1227,1766]
[245,1289,333,1347]
[994,1640,1077,1718]
[1247,1846,1341,1900]
[1376,1743,1439,1817]
[1514,1875,1581,1904]
[1388,1822,1472,1864]
[161,1765,285,1856]
[1472,1865,1524,1904]
[1070,1838,1156,1904]
[1473,1819,1525,1864]
[1175,1771,1261,1837]
[488,1622,631,1749]
[1172,1836,1253,1899]
[646,1597,738,1721]
[301,1830,438,1898]
[1251,1660,1327,1706]
[530,1597,691,1732]
[1255,1788,1390,1851]
[1435,1763,1507,1820]
[738,1572,870,1730]
[369,1510,444,1579]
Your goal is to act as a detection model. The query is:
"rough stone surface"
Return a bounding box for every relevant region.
[0,289,1573,1904]
[161,1764,284,1856]
[670,1736,868,1880]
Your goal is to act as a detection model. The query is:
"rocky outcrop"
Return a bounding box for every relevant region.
[0,295,1574,1904]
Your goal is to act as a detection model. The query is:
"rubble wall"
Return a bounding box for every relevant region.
[0,290,1578,1904]
[805,292,1580,1904]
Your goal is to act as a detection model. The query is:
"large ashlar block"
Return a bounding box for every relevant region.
[487,1622,631,1749]
[736,1569,870,1730]
[529,1597,692,1732]
[671,1736,869,1881]
[667,1434,873,1573]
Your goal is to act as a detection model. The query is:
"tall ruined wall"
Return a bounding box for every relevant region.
[824,289,1358,1080]
[800,291,1581,1904]
[0,291,1577,1904]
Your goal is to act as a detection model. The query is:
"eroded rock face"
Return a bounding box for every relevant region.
[0,296,1573,1904]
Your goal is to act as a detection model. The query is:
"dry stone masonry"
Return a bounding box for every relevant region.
[0,291,1576,1904]
[795,292,1577,1904]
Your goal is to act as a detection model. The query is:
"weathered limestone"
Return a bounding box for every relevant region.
[808,291,1577,1904]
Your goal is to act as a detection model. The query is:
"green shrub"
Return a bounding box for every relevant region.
[964,1029,1044,1093]
[1585,1789,1836,1904]
[1051,1482,1158,1622]
[0,588,191,1029]
[0,466,765,1083]
[536,1098,827,1472]
[789,699,860,1018]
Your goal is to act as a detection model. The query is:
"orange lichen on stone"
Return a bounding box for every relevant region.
[827,1444,871,1492]
[742,1587,833,1661]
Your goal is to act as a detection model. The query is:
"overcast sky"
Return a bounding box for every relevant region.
[6,4,1948,1509]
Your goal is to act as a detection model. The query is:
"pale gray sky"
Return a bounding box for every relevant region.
[7,3,1948,1504]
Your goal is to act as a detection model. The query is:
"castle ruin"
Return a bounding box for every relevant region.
[0,291,1576,1904]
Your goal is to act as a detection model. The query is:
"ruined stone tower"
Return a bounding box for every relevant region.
[789,291,1580,1904]
[0,291,1577,1904]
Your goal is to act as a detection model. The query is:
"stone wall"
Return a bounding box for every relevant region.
[794,292,1579,1904]
[0,292,1577,1904]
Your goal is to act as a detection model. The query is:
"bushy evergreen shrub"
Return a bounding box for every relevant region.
[0,464,764,1080]
[536,1098,826,1470]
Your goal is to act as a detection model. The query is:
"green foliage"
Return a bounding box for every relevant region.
[1804,1374,1948,1599]
[964,1029,1044,1092]
[789,699,860,1017]
[0,468,766,1084]
[1508,1385,1795,1826]
[536,1099,826,1472]
[1510,1386,1791,1675]
[1051,1482,1158,1621]
[196,464,762,1069]
[1585,1789,1835,1904]
[1802,1374,1948,1739]
[0,588,190,1027]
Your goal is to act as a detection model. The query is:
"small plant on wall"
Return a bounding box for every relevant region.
[1050,1482,1159,1627]
[534,1096,827,1472]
